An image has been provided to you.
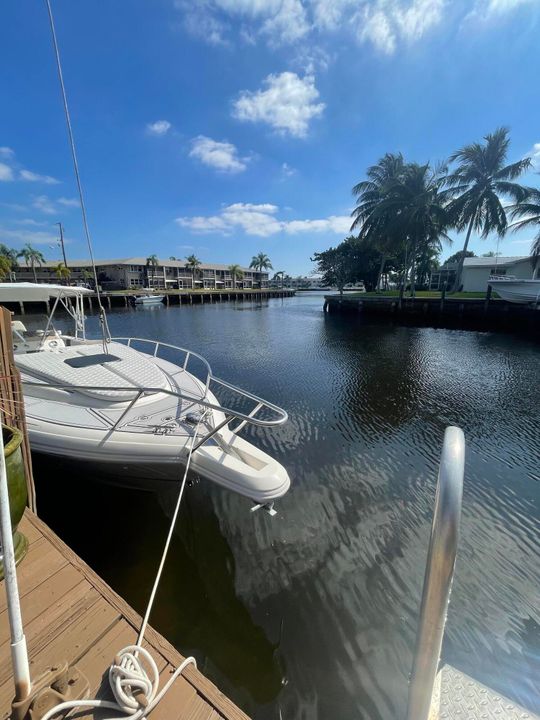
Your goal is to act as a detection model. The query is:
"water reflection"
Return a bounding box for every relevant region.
[30,293,540,719]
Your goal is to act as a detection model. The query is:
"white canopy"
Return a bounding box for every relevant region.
[0,283,93,302]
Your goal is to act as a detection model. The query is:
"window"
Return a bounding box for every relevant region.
[490,268,506,276]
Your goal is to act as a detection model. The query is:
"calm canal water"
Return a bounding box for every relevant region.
[34,292,540,719]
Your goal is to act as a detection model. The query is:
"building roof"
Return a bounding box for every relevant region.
[20,257,265,273]
[462,256,530,268]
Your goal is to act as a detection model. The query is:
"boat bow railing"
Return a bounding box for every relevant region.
[405,426,465,720]
[22,336,288,446]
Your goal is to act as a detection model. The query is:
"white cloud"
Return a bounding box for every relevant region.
[233,72,325,138]
[0,147,15,159]
[189,136,249,173]
[285,215,351,234]
[0,163,14,182]
[281,162,297,177]
[0,227,59,246]
[146,120,172,136]
[177,0,453,54]
[58,197,79,207]
[357,8,397,54]
[483,0,537,15]
[19,169,60,185]
[526,142,540,170]
[176,202,351,237]
[356,0,445,53]
[14,219,47,226]
[259,0,310,45]
[463,0,537,25]
[32,195,56,215]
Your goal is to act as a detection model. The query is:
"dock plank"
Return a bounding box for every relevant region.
[0,564,86,646]
[0,510,250,720]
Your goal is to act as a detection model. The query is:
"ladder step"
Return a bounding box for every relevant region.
[430,664,539,719]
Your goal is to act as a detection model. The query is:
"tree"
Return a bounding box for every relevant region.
[0,255,12,280]
[228,264,244,289]
[146,254,159,287]
[17,244,46,283]
[446,128,530,292]
[481,251,500,257]
[273,270,285,289]
[185,254,201,289]
[169,256,176,261]
[0,244,18,269]
[250,252,273,272]
[372,162,450,297]
[52,262,71,284]
[351,153,406,291]
[311,239,357,296]
[81,268,93,287]
[508,187,540,278]
[443,250,476,265]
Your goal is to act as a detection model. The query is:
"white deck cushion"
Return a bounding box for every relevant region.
[16,342,168,401]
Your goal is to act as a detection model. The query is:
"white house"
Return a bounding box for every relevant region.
[461,256,536,292]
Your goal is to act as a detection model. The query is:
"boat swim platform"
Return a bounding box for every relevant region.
[0,509,249,720]
[429,664,539,719]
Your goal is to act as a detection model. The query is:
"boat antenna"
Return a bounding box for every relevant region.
[44,0,110,351]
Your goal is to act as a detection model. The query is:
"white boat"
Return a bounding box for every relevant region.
[134,294,165,305]
[2,283,290,505]
[488,275,540,305]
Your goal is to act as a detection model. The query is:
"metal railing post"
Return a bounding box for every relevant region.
[406,426,465,720]
[0,442,31,702]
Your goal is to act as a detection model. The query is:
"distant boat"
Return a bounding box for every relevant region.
[134,294,165,305]
[488,276,540,305]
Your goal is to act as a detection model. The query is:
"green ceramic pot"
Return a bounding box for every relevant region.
[0,425,28,580]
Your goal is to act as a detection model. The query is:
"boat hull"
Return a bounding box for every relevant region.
[25,423,290,502]
[490,279,540,304]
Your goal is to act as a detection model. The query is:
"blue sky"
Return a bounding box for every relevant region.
[1,0,539,276]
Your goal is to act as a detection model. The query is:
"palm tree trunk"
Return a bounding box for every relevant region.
[31,262,37,283]
[452,214,475,292]
[376,254,386,292]
[399,242,409,307]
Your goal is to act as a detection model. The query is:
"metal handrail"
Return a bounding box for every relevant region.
[113,337,214,394]
[406,426,465,720]
[22,379,287,429]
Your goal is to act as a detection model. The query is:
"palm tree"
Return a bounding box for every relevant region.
[169,256,176,261]
[0,255,12,280]
[351,153,406,291]
[52,262,71,285]
[274,270,285,289]
[508,187,540,278]
[250,252,272,288]
[228,264,244,289]
[357,161,450,297]
[185,254,201,289]
[250,252,273,272]
[145,254,159,288]
[17,244,46,283]
[0,244,18,270]
[81,268,93,288]
[446,128,530,292]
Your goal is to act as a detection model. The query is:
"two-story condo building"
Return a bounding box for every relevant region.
[14,257,269,290]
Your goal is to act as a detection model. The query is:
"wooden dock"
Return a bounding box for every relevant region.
[323,294,540,335]
[4,289,295,315]
[0,509,249,720]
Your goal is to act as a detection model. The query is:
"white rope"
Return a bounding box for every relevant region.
[44,0,111,352]
[39,411,209,720]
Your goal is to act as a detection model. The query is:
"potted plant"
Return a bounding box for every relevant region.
[0,425,28,579]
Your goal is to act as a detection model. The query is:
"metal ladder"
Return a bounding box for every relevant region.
[406,427,538,720]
